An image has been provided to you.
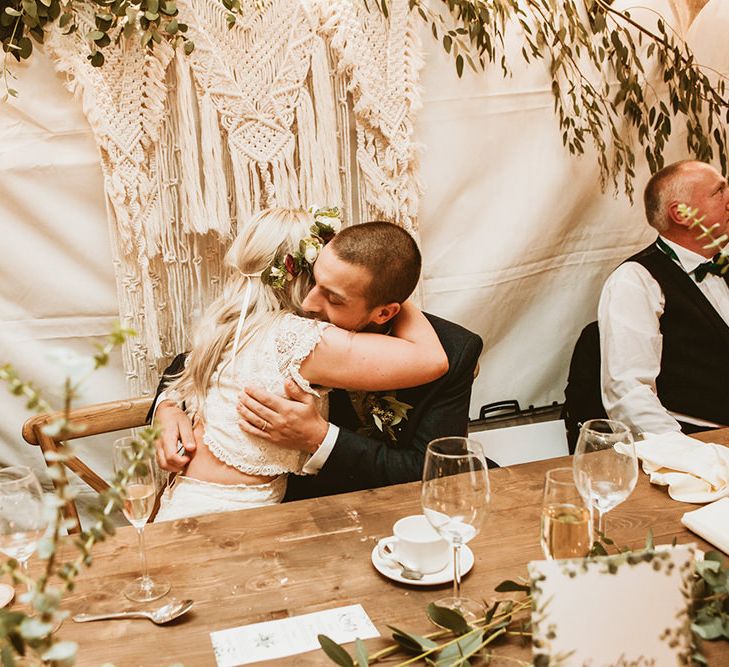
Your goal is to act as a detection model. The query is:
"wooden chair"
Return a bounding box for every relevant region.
[22,397,153,534]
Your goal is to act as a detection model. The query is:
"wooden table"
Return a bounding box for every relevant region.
[55,429,729,666]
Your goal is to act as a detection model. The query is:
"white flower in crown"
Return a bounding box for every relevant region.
[315,212,342,233]
[269,265,284,278]
[301,237,323,264]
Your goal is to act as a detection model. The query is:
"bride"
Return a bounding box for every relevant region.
[154,207,447,521]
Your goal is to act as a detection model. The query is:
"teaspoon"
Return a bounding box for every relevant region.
[73,598,194,625]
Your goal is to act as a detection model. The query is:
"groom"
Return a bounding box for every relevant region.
[152,221,485,501]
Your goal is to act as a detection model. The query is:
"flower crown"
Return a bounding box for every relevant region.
[261,206,342,289]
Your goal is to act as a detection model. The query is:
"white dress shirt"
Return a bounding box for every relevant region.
[598,236,729,435]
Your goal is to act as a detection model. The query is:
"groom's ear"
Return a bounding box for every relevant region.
[370,302,401,325]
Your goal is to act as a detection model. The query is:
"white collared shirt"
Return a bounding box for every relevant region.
[598,236,729,435]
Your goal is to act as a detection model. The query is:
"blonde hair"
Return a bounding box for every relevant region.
[170,208,314,415]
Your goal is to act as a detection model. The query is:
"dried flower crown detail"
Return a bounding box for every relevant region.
[261,206,342,290]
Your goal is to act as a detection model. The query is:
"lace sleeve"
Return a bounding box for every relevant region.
[275,315,332,395]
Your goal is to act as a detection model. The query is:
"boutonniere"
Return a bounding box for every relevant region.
[363,392,413,444]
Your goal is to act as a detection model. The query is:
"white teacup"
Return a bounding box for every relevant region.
[377,514,449,574]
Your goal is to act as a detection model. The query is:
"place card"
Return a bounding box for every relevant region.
[210,603,380,666]
[528,544,695,665]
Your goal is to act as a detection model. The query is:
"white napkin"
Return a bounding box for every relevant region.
[633,431,729,503]
[682,498,729,555]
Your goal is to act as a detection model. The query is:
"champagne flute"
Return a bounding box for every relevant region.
[421,437,490,623]
[113,437,169,602]
[0,466,46,588]
[573,419,638,535]
[541,467,593,560]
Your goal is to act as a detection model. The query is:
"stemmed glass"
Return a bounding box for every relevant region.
[422,437,490,623]
[541,467,593,560]
[0,466,46,588]
[113,437,169,602]
[573,419,638,535]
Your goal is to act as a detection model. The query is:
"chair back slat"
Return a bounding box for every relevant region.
[21,397,154,534]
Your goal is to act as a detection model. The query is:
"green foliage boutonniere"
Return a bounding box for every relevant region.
[363,393,413,444]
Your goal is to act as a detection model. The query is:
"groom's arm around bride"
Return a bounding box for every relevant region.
[239,312,484,501]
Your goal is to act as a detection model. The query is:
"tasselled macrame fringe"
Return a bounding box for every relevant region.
[307,33,343,207]
[174,54,209,236]
[199,91,231,238]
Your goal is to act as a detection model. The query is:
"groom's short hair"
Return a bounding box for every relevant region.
[330,221,421,306]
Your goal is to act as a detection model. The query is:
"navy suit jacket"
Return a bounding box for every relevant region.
[150,313,484,501]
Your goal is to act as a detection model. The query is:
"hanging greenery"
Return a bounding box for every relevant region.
[371,0,728,199]
[1,0,726,197]
[0,0,254,98]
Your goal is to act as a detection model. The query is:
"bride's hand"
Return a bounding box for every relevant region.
[154,401,197,472]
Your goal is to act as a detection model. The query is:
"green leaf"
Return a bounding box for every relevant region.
[692,617,724,640]
[318,635,354,666]
[704,551,725,564]
[644,528,654,551]
[17,36,31,59]
[426,603,470,635]
[2,644,18,667]
[5,7,21,16]
[354,638,369,666]
[41,640,78,661]
[387,625,438,652]
[436,630,483,663]
[36,536,55,559]
[21,0,36,18]
[183,39,194,55]
[456,54,463,78]
[494,579,530,593]
[19,616,53,640]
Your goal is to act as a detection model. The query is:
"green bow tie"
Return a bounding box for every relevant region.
[693,258,727,283]
[656,238,726,283]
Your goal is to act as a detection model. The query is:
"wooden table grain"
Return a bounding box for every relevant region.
[53,429,729,666]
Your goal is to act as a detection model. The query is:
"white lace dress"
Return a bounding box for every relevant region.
[155,314,331,522]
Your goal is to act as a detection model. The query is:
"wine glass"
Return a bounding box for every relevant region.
[541,467,593,560]
[573,419,638,535]
[421,437,490,623]
[0,466,46,588]
[113,437,169,602]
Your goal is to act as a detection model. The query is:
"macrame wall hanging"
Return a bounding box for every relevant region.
[46,0,422,394]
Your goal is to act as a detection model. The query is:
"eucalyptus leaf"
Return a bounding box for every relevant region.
[435,630,483,663]
[19,617,53,640]
[387,625,438,652]
[494,579,530,593]
[41,640,78,661]
[354,638,368,666]
[318,635,354,667]
[426,603,470,635]
[692,617,724,640]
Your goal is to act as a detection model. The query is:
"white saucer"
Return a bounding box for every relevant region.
[371,542,474,586]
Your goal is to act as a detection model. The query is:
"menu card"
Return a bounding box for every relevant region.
[528,544,695,665]
[210,604,380,666]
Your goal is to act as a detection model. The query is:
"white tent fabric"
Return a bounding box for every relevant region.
[1,0,727,487]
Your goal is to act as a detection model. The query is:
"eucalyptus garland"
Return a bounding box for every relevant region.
[0,0,726,197]
[318,532,729,666]
[0,325,160,666]
[373,0,728,199]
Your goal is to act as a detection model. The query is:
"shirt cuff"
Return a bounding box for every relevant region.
[152,390,185,423]
[302,423,339,474]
